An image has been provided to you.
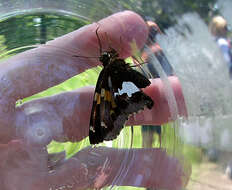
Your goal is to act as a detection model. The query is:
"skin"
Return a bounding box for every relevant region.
[0,11,189,190]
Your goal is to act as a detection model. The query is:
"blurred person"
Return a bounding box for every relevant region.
[209,15,232,79]
[208,16,232,163]
[141,21,174,149]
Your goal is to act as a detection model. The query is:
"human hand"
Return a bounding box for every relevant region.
[0,11,189,190]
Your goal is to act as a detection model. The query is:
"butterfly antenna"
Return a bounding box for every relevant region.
[131,55,151,77]
[73,55,98,59]
[131,58,148,67]
[96,26,102,55]
[131,55,143,66]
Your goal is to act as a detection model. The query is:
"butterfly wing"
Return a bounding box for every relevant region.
[89,69,104,144]
[89,69,117,144]
[89,59,154,144]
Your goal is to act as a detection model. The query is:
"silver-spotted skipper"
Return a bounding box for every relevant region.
[88,28,154,144]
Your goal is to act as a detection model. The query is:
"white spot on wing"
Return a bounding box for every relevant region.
[101,121,107,128]
[90,126,95,132]
[118,82,140,97]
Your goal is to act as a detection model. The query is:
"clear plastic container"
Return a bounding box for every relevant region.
[0,0,232,190]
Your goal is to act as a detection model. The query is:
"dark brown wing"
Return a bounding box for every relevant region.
[89,69,104,144]
[89,68,117,144]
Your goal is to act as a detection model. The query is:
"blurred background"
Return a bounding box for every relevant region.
[1,0,232,189]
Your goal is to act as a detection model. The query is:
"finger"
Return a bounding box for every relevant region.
[15,87,93,145]
[64,76,187,141]
[15,76,187,144]
[45,146,191,190]
[47,10,148,59]
[0,140,190,190]
[0,11,147,111]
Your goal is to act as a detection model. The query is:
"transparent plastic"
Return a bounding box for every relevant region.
[0,0,231,190]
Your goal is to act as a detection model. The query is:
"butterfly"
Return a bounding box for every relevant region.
[89,28,154,145]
